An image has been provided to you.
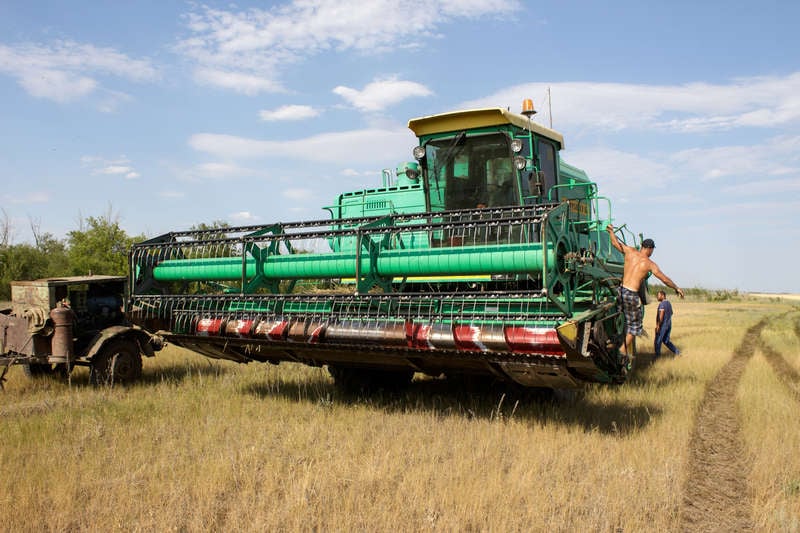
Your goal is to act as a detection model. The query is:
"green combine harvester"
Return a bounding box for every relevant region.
[128,101,643,389]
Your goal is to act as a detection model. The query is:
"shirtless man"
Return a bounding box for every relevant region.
[606,225,684,359]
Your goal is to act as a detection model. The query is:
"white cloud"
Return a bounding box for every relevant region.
[100,165,133,175]
[176,0,521,94]
[188,127,416,165]
[17,69,97,102]
[566,134,800,204]
[457,74,800,232]
[83,155,142,179]
[0,41,158,106]
[437,0,520,16]
[169,161,264,184]
[341,168,369,177]
[194,68,283,96]
[259,104,320,121]
[670,135,800,181]
[333,77,433,112]
[567,147,674,198]
[229,211,260,222]
[97,89,133,113]
[462,73,800,134]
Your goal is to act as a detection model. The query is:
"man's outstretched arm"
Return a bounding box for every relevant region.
[651,265,685,299]
[606,225,627,254]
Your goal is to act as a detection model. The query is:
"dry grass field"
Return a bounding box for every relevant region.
[1,297,799,531]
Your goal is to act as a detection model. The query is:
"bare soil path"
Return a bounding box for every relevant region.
[759,321,800,398]
[678,318,768,532]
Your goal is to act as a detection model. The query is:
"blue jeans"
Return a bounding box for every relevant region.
[654,323,679,355]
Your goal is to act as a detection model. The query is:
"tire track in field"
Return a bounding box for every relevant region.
[679,318,768,532]
[760,338,800,399]
[760,316,800,398]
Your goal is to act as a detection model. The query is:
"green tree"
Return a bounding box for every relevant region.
[29,217,69,276]
[189,220,231,239]
[67,211,142,276]
[185,220,235,262]
[37,232,69,275]
[0,244,52,300]
[0,213,70,299]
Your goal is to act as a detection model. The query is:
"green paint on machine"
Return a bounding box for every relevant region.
[128,103,644,390]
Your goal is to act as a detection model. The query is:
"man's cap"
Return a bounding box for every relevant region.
[641,238,655,249]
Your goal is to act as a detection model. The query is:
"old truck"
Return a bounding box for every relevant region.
[0,275,163,387]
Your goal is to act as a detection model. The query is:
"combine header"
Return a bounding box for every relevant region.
[129,102,641,389]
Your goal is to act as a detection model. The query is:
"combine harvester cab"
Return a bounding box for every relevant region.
[128,101,642,389]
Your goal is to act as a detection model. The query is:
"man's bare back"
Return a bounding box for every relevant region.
[621,249,656,291]
[606,225,684,298]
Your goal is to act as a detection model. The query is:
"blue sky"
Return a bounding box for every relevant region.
[1,1,798,292]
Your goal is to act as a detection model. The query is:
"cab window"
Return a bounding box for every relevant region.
[424,133,518,210]
[537,139,558,201]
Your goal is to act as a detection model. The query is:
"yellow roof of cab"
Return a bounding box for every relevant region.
[408,107,564,149]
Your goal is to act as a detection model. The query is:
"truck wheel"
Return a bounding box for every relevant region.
[90,339,143,386]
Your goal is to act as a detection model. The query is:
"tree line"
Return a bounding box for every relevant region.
[0,208,144,300]
[0,209,232,301]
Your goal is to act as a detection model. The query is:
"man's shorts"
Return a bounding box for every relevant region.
[619,286,643,336]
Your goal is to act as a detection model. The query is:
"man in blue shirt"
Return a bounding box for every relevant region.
[654,290,680,356]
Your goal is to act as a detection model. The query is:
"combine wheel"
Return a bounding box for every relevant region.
[90,339,142,386]
[328,365,413,393]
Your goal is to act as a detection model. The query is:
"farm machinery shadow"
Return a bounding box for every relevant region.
[241,370,663,435]
[20,360,236,389]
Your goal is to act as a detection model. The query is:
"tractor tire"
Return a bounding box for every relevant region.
[90,339,142,386]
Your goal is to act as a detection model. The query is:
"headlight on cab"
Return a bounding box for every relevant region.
[397,161,420,181]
